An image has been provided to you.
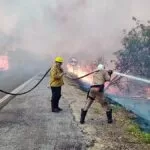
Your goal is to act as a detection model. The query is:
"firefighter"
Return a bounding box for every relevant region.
[50,57,65,112]
[80,64,113,124]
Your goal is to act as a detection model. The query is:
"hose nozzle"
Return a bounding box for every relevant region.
[108,70,113,76]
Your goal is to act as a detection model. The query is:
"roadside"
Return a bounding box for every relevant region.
[0,76,87,150]
[63,77,150,150]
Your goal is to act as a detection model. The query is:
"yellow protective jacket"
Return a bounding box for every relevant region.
[50,64,64,87]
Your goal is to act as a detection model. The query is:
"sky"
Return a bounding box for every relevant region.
[0,0,150,64]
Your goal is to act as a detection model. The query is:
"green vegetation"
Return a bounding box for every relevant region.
[115,17,150,78]
[127,121,150,143]
[112,104,122,113]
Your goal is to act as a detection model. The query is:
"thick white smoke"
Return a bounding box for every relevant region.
[0,0,150,63]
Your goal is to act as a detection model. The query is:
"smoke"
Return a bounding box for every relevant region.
[0,8,17,35]
[0,0,150,64]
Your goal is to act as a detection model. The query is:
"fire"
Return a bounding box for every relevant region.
[0,56,9,71]
[67,64,93,84]
[67,64,124,95]
[67,64,150,99]
[105,84,122,95]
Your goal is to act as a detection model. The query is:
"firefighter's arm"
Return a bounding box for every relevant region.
[104,71,111,81]
[51,68,64,79]
[58,67,66,77]
[108,70,113,76]
[104,70,113,81]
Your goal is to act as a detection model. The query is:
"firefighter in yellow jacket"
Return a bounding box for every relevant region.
[50,57,65,112]
[80,64,113,124]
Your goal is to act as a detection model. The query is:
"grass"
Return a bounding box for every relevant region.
[93,103,122,114]
[126,121,150,143]
[93,103,102,114]
[111,103,150,144]
[112,104,122,113]
[93,107,101,114]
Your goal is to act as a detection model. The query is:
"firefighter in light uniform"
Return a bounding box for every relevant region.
[80,64,113,124]
[50,57,65,112]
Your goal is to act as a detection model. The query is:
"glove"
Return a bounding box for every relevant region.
[108,70,113,76]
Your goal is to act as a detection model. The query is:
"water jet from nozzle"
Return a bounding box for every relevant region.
[113,71,150,84]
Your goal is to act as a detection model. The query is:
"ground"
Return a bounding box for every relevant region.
[0,75,150,150]
[0,76,86,150]
[63,77,150,150]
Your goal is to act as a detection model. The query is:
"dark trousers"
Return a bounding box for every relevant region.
[51,86,61,109]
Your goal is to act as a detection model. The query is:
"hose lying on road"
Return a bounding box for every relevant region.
[0,68,51,96]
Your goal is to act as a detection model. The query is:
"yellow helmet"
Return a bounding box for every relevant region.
[55,56,64,63]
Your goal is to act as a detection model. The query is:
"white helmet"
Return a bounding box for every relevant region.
[97,64,104,70]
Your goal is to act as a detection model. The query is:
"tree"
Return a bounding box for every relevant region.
[114,17,150,78]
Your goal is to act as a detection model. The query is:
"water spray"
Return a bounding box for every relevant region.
[113,71,150,84]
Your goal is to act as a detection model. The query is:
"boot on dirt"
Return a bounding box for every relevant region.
[106,109,113,123]
[80,109,87,124]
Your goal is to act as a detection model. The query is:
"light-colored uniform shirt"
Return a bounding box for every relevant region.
[92,70,110,85]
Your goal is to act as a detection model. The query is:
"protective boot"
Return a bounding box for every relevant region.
[57,107,63,111]
[51,102,54,112]
[106,109,113,123]
[80,109,87,124]
[56,98,63,111]
[51,102,59,113]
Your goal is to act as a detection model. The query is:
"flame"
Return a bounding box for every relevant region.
[67,64,93,84]
[106,84,122,95]
[67,64,150,99]
[67,64,123,95]
[0,56,9,71]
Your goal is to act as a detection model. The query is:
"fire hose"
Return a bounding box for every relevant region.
[67,70,97,80]
[0,68,51,96]
[66,70,118,91]
[0,68,115,96]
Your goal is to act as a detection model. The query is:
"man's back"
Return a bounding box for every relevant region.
[93,70,110,85]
